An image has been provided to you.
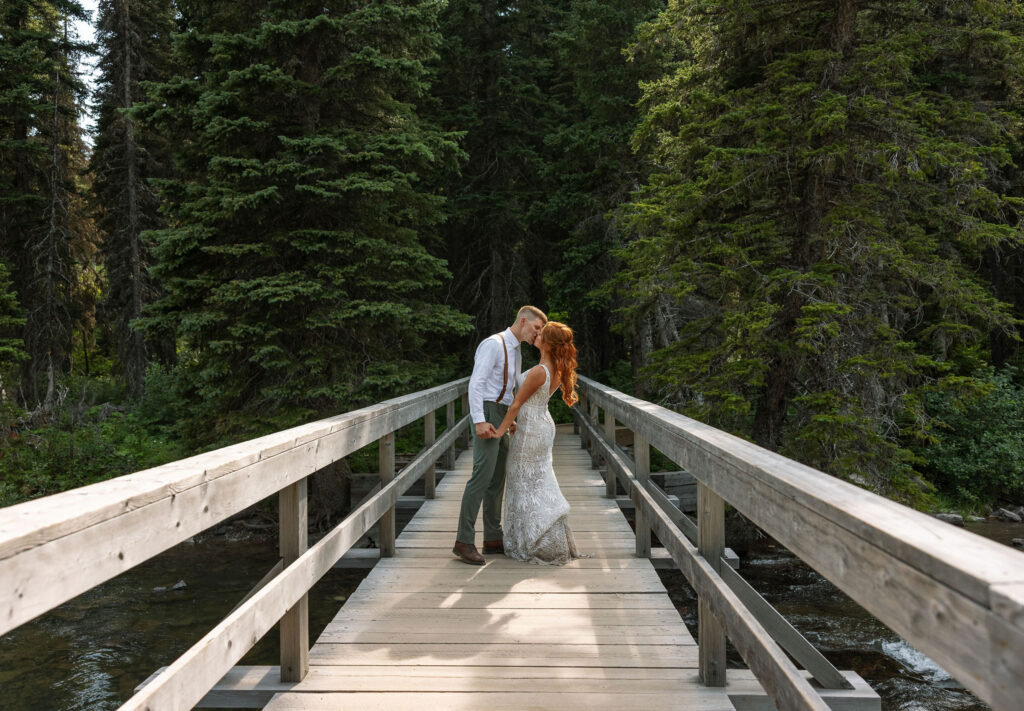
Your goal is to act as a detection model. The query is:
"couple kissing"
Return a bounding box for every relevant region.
[452,306,584,566]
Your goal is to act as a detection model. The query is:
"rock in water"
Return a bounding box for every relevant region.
[996,508,1022,523]
[934,513,964,527]
[1013,538,1024,550]
[172,580,187,591]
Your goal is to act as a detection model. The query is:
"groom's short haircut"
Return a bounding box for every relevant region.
[517,305,547,323]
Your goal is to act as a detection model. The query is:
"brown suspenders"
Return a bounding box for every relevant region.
[494,333,509,402]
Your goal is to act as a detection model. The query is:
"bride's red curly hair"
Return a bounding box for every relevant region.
[542,321,579,408]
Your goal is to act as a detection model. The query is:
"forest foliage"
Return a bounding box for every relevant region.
[2,0,1023,512]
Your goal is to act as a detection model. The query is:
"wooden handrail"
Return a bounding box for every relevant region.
[125,414,467,711]
[0,377,468,637]
[574,400,849,704]
[0,378,469,711]
[576,375,1024,711]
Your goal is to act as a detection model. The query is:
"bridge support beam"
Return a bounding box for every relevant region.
[588,401,600,468]
[379,432,396,557]
[634,434,651,558]
[279,479,308,682]
[603,408,616,498]
[424,412,436,500]
[460,393,470,449]
[445,402,456,469]
[698,482,727,687]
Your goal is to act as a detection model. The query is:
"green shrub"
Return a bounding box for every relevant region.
[914,367,1024,508]
[0,375,187,508]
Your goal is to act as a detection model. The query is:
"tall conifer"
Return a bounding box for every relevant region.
[427,0,572,336]
[620,0,1024,492]
[540,0,662,374]
[138,0,469,440]
[90,0,176,398]
[0,0,93,405]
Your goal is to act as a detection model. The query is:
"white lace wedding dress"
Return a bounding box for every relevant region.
[502,364,584,565]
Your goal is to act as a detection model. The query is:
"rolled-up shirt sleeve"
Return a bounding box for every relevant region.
[469,337,500,424]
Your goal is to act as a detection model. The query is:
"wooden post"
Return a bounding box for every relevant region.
[424,411,436,500]
[445,401,456,469]
[698,482,727,687]
[379,432,396,557]
[634,434,651,558]
[588,401,600,468]
[603,408,616,498]
[577,393,587,447]
[279,479,308,682]
[460,393,470,449]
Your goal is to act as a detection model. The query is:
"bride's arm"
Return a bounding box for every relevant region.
[493,366,546,438]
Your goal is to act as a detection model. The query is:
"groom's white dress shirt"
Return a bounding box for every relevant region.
[468,328,521,424]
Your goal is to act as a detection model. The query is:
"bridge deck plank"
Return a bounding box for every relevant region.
[263,429,734,710]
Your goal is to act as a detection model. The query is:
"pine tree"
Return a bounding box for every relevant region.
[619,0,1024,494]
[137,0,470,441]
[427,0,573,337]
[0,0,94,406]
[90,0,176,398]
[0,262,28,401]
[539,0,662,375]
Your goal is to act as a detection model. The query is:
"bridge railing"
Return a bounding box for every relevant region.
[0,377,470,711]
[574,375,1022,711]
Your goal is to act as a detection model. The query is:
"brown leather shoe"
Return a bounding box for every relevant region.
[452,541,485,565]
[483,539,505,554]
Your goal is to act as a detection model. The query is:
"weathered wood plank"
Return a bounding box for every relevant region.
[308,642,700,666]
[352,576,666,594]
[378,433,395,557]
[698,483,727,687]
[424,410,436,500]
[324,608,688,625]
[0,379,469,635]
[125,417,466,711]
[581,376,1023,710]
[263,690,732,711]
[634,477,832,711]
[333,592,678,610]
[159,666,877,710]
[315,629,690,645]
[279,480,308,683]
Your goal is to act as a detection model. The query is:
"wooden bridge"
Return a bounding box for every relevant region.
[2,376,1022,710]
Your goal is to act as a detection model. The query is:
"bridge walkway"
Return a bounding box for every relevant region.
[262,428,735,710]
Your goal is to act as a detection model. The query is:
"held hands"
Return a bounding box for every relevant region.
[492,422,516,439]
[475,422,498,439]
[475,421,516,439]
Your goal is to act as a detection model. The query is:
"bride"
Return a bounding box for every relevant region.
[492,321,584,565]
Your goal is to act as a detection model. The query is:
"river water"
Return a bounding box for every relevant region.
[0,519,1019,710]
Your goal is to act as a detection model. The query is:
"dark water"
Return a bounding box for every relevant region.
[657,521,1021,711]
[0,532,371,711]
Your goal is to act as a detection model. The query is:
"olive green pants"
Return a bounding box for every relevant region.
[456,401,508,544]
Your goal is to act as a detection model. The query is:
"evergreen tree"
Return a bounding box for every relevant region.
[619,0,1024,494]
[90,0,176,398]
[0,262,28,401]
[0,0,94,406]
[540,0,662,376]
[137,0,470,441]
[427,0,572,337]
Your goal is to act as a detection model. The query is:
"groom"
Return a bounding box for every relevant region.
[452,305,547,565]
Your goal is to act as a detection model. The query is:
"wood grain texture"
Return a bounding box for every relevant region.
[124,414,467,711]
[255,430,744,711]
[0,378,469,635]
[580,376,1023,710]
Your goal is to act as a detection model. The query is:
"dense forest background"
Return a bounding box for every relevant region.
[2,0,1024,515]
